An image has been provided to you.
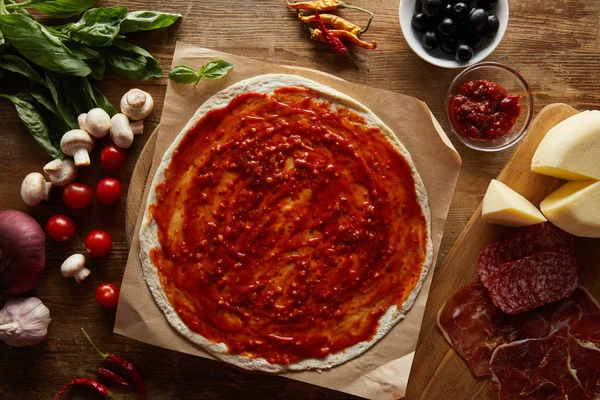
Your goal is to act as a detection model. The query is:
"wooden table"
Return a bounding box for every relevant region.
[0,1,599,399]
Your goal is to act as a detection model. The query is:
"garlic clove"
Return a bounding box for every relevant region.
[0,297,51,347]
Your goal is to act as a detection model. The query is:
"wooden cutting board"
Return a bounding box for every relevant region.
[405,103,600,399]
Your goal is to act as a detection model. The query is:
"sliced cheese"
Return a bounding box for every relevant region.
[482,179,547,227]
[540,180,600,238]
[531,110,600,180]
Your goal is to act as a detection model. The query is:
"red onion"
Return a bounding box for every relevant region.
[0,210,46,294]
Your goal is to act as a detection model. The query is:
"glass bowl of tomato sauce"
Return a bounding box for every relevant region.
[446,62,533,151]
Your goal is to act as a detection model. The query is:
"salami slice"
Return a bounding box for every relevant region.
[477,222,575,286]
[489,328,593,400]
[437,281,583,377]
[485,247,579,314]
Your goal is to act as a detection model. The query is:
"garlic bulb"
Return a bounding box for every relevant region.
[0,297,51,347]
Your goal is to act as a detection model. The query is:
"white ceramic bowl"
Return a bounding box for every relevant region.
[399,0,509,69]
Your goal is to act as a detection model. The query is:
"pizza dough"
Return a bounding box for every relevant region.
[139,74,432,372]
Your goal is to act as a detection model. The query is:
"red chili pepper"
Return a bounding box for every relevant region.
[53,378,118,400]
[313,10,348,56]
[82,328,146,400]
[99,367,132,387]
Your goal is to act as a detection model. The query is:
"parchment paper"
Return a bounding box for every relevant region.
[115,42,462,400]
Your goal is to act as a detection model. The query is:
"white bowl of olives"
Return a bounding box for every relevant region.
[399,0,508,68]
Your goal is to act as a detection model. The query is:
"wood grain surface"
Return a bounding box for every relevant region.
[405,103,600,399]
[0,1,599,399]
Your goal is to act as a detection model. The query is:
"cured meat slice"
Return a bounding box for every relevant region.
[568,334,600,399]
[489,328,593,400]
[485,247,579,314]
[570,287,600,348]
[477,222,575,286]
[436,281,583,377]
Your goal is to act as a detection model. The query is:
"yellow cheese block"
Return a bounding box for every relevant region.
[531,110,600,180]
[482,179,547,227]
[540,180,600,238]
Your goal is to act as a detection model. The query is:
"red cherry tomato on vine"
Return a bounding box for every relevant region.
[95,283,119,308]
[46,214,76,242]
[100,145,126,172]
[85,230,112,256]
[95,178,122,205]
[62,182,93,209]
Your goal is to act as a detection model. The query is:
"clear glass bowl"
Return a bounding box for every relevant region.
[446,62,534,152]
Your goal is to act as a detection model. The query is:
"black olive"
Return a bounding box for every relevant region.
[452,2,470,20]
[440,37,458,54]
[469,34,484,49]
[476,0,498,11]
[442,2,453,14]
[469,8,488,31]
[481,14,500,37]
[422,0,442,17]
[437,17,455,35]
[416,0,423,12]
[421,31,439,50]
[411,13,430,32]
[455,43,474,62]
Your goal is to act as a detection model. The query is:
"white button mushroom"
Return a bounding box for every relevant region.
[21,172,52,206]
[120,89,154,121]
[79,108,111,139]
[43,159,77,187]
[131,119,144,135]
[60,254,90,283]
[60,129,94,167]
[110,114,134,149]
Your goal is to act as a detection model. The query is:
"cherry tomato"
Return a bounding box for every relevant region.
[100,145,126,172]
[95,178,122,205]
[46,214,76,242]
[95,283,119,308]
[62,182,93,209]
[85,230,112,256]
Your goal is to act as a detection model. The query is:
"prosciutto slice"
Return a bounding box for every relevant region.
[438,285,599,379]
[489,328,593,400]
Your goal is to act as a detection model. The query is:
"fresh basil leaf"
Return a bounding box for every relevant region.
[168,65,199,84]
[0,54,47,87]
[64,40,102,60]
[119,11,182,33]
[63,7,127,47]
[105,40,163,80]
[199,60,233,80]
[91,85,117,116]
[45,71,79,129]
[86,56,105,80]
[0,92,63,158]
[30,90,60,117]
[25,0,95,18]
[0,14,91,76]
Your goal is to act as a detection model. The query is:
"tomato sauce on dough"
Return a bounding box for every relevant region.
[149,88,429,364]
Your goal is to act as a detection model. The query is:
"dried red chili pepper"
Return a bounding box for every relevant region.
[288,0,374,17]
[99,367,132,387]
[311,28,377,49]
[82,328,146,400]
[313,10,348,56]
[53,378,118,400]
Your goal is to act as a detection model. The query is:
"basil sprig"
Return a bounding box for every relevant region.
[0,0,181,158]
[169,60,234,85]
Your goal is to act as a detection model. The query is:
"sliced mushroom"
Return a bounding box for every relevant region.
[60,254,90,283]
[43,159,77,187]
[110,114,134,149]
[80,108,111,139]
[131,119,144,135]
[21,172,52,206]
[60,129,94,167]
[120,89,153,121]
